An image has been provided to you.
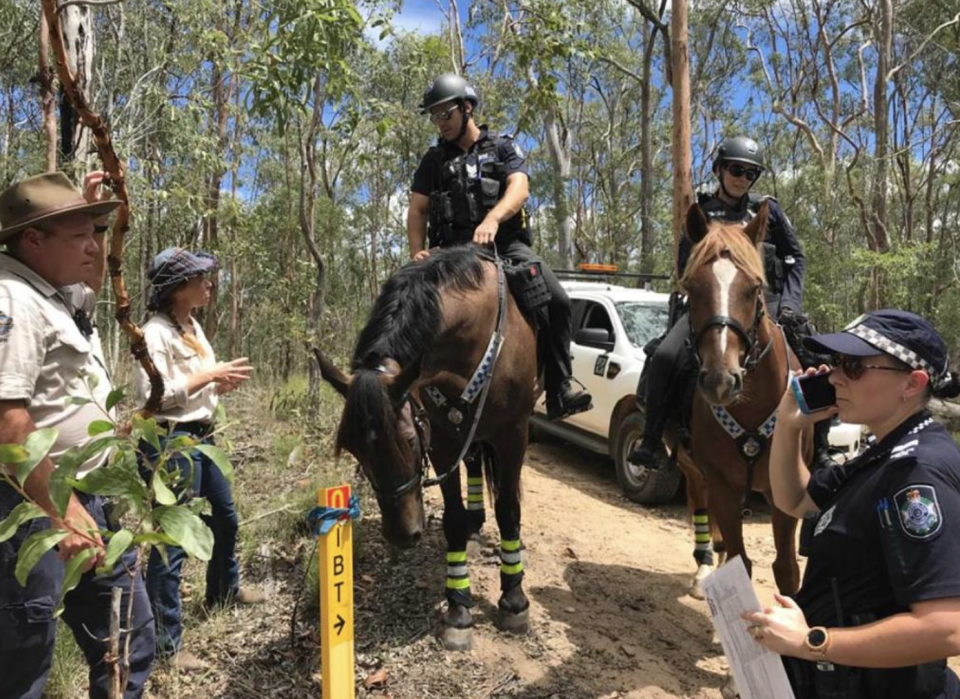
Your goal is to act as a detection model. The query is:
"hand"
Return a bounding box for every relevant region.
[777,367,838,432]
[742,593,812,659]
[82,171,112,205]
[473,216,499,245]
[55,500,105,572]
[209,357,254,387]
[412,249,432,262]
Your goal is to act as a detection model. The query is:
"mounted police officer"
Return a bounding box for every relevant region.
[407,73,591,420]
[748,310,960,699]
[630,135,817,469]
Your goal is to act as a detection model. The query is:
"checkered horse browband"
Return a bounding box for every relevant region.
[846,324,937,375]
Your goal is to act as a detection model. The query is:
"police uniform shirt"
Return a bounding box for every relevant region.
[678,192,806,314]
[133,313,218,424]
[0,254,114,476]
[410,125,527,242]
[796,410,960,692]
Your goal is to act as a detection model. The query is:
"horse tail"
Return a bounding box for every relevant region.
[335,369,409,465]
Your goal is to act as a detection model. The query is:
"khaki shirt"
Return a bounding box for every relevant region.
[133,314,218,424]
[0,254,114,476]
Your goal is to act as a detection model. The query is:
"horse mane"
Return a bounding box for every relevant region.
[351,245,487,371]
[680,222,766,292]
[337,246,487,462]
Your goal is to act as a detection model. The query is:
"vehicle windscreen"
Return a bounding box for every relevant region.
[616,302,670,349]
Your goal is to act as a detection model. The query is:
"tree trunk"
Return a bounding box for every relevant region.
[639,21,658,275]
[58,2,94,166]
[541,93,573,268]
[39,11,58,172]
[671,0,693,282]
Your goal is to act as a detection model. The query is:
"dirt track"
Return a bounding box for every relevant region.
[399,437,782,699]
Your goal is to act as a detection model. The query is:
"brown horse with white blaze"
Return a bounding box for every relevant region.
[313,246,537,651]
[676,201,809,598]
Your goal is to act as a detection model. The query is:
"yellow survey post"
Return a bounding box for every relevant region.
[319,485,355,698]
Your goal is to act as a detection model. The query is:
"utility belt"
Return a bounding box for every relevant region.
[158,419,215,439]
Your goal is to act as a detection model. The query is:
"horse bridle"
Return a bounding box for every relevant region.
[688,293,771,372]
[363,392,432,504]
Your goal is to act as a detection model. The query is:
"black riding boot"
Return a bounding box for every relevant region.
[546,379,592,421]
[628,413,666,470]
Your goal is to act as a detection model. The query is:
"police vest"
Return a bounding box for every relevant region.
[427,135,530,248]
[696,191,787,295]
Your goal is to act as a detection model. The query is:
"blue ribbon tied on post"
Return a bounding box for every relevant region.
[307,495,362,536]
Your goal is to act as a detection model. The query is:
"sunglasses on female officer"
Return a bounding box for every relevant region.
[832,354,913,380]
[429,105,460,123]
[725,164,762,182]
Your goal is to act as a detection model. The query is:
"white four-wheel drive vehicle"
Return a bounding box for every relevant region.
[530,279,862,505]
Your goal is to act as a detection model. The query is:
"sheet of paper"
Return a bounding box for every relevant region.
[701,555,797,699]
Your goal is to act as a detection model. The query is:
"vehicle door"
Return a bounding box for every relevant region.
[568,299,618,435]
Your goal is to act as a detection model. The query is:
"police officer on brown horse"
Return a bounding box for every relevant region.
[407,73,591,421]
[631,136,832,470]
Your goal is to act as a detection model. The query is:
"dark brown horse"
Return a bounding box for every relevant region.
[674,202,809,599]
[314,246,536,650]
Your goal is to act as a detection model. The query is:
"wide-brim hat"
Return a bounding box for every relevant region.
[804,309,948,378]
[0,172,121,242]
[147,247,219,311]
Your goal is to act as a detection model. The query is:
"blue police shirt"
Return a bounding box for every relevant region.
[797,410,960,696]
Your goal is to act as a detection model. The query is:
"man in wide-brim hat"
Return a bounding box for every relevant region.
[0,171,156,698]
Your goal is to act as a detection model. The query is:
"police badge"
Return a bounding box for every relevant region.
[895,484,942,539]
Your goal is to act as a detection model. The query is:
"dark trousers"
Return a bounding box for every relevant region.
[139,429,239,656]
[638,312,692,439]
[496,239,573,394]
[0,485,155,699]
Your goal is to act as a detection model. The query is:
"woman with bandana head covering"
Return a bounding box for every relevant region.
[135,247,257,671]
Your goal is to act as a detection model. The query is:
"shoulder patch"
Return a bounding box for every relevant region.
[895,484,942,539]
[814,504,836,536]
[0,311,13,341]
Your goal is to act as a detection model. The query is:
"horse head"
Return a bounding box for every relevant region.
[681,202,770,406]
[314,348,427,548]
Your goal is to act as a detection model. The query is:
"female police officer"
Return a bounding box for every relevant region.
[746,309,960,698]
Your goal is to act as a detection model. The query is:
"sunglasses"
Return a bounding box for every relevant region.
[725,164,762,182]
[832,354,912,381]
[428,105,460,124]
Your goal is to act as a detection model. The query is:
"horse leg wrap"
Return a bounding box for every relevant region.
[693,510,714,566]
[499,538,524,590]
[445,550,473,607]
[466,476,485,512]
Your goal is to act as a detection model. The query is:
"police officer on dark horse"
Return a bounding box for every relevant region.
[407,73,591,423]
[631,135,833,473]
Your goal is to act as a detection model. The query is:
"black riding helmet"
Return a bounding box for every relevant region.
[712,136,765,173]
[420,73,480,142]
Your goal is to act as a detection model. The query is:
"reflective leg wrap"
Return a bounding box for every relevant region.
[499,538,524,591]
[445,550,473,606]
[693,510,714,566]
[466,476,485,512]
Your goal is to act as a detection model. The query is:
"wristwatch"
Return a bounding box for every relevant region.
[805,626,831,659]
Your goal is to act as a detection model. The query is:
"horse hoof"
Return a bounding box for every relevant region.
[440,624,473,651]
[690,563,712,600]
[720,674,739,699]
[497,606,530,633]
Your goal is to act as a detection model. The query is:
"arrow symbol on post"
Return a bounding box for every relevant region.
[334,614,346,636]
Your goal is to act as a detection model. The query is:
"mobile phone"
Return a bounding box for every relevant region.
[790,372,836,414]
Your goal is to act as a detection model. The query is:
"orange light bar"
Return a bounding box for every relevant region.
[578,263,619,273]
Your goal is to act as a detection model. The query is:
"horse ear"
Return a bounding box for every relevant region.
[744,201,769,246]
[312,348,351,397]
[685,203,710,244]
[385,358,422,405]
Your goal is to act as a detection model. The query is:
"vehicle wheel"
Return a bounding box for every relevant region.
[613,411,681,505]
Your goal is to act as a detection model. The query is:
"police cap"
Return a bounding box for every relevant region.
[805,309,949,381]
